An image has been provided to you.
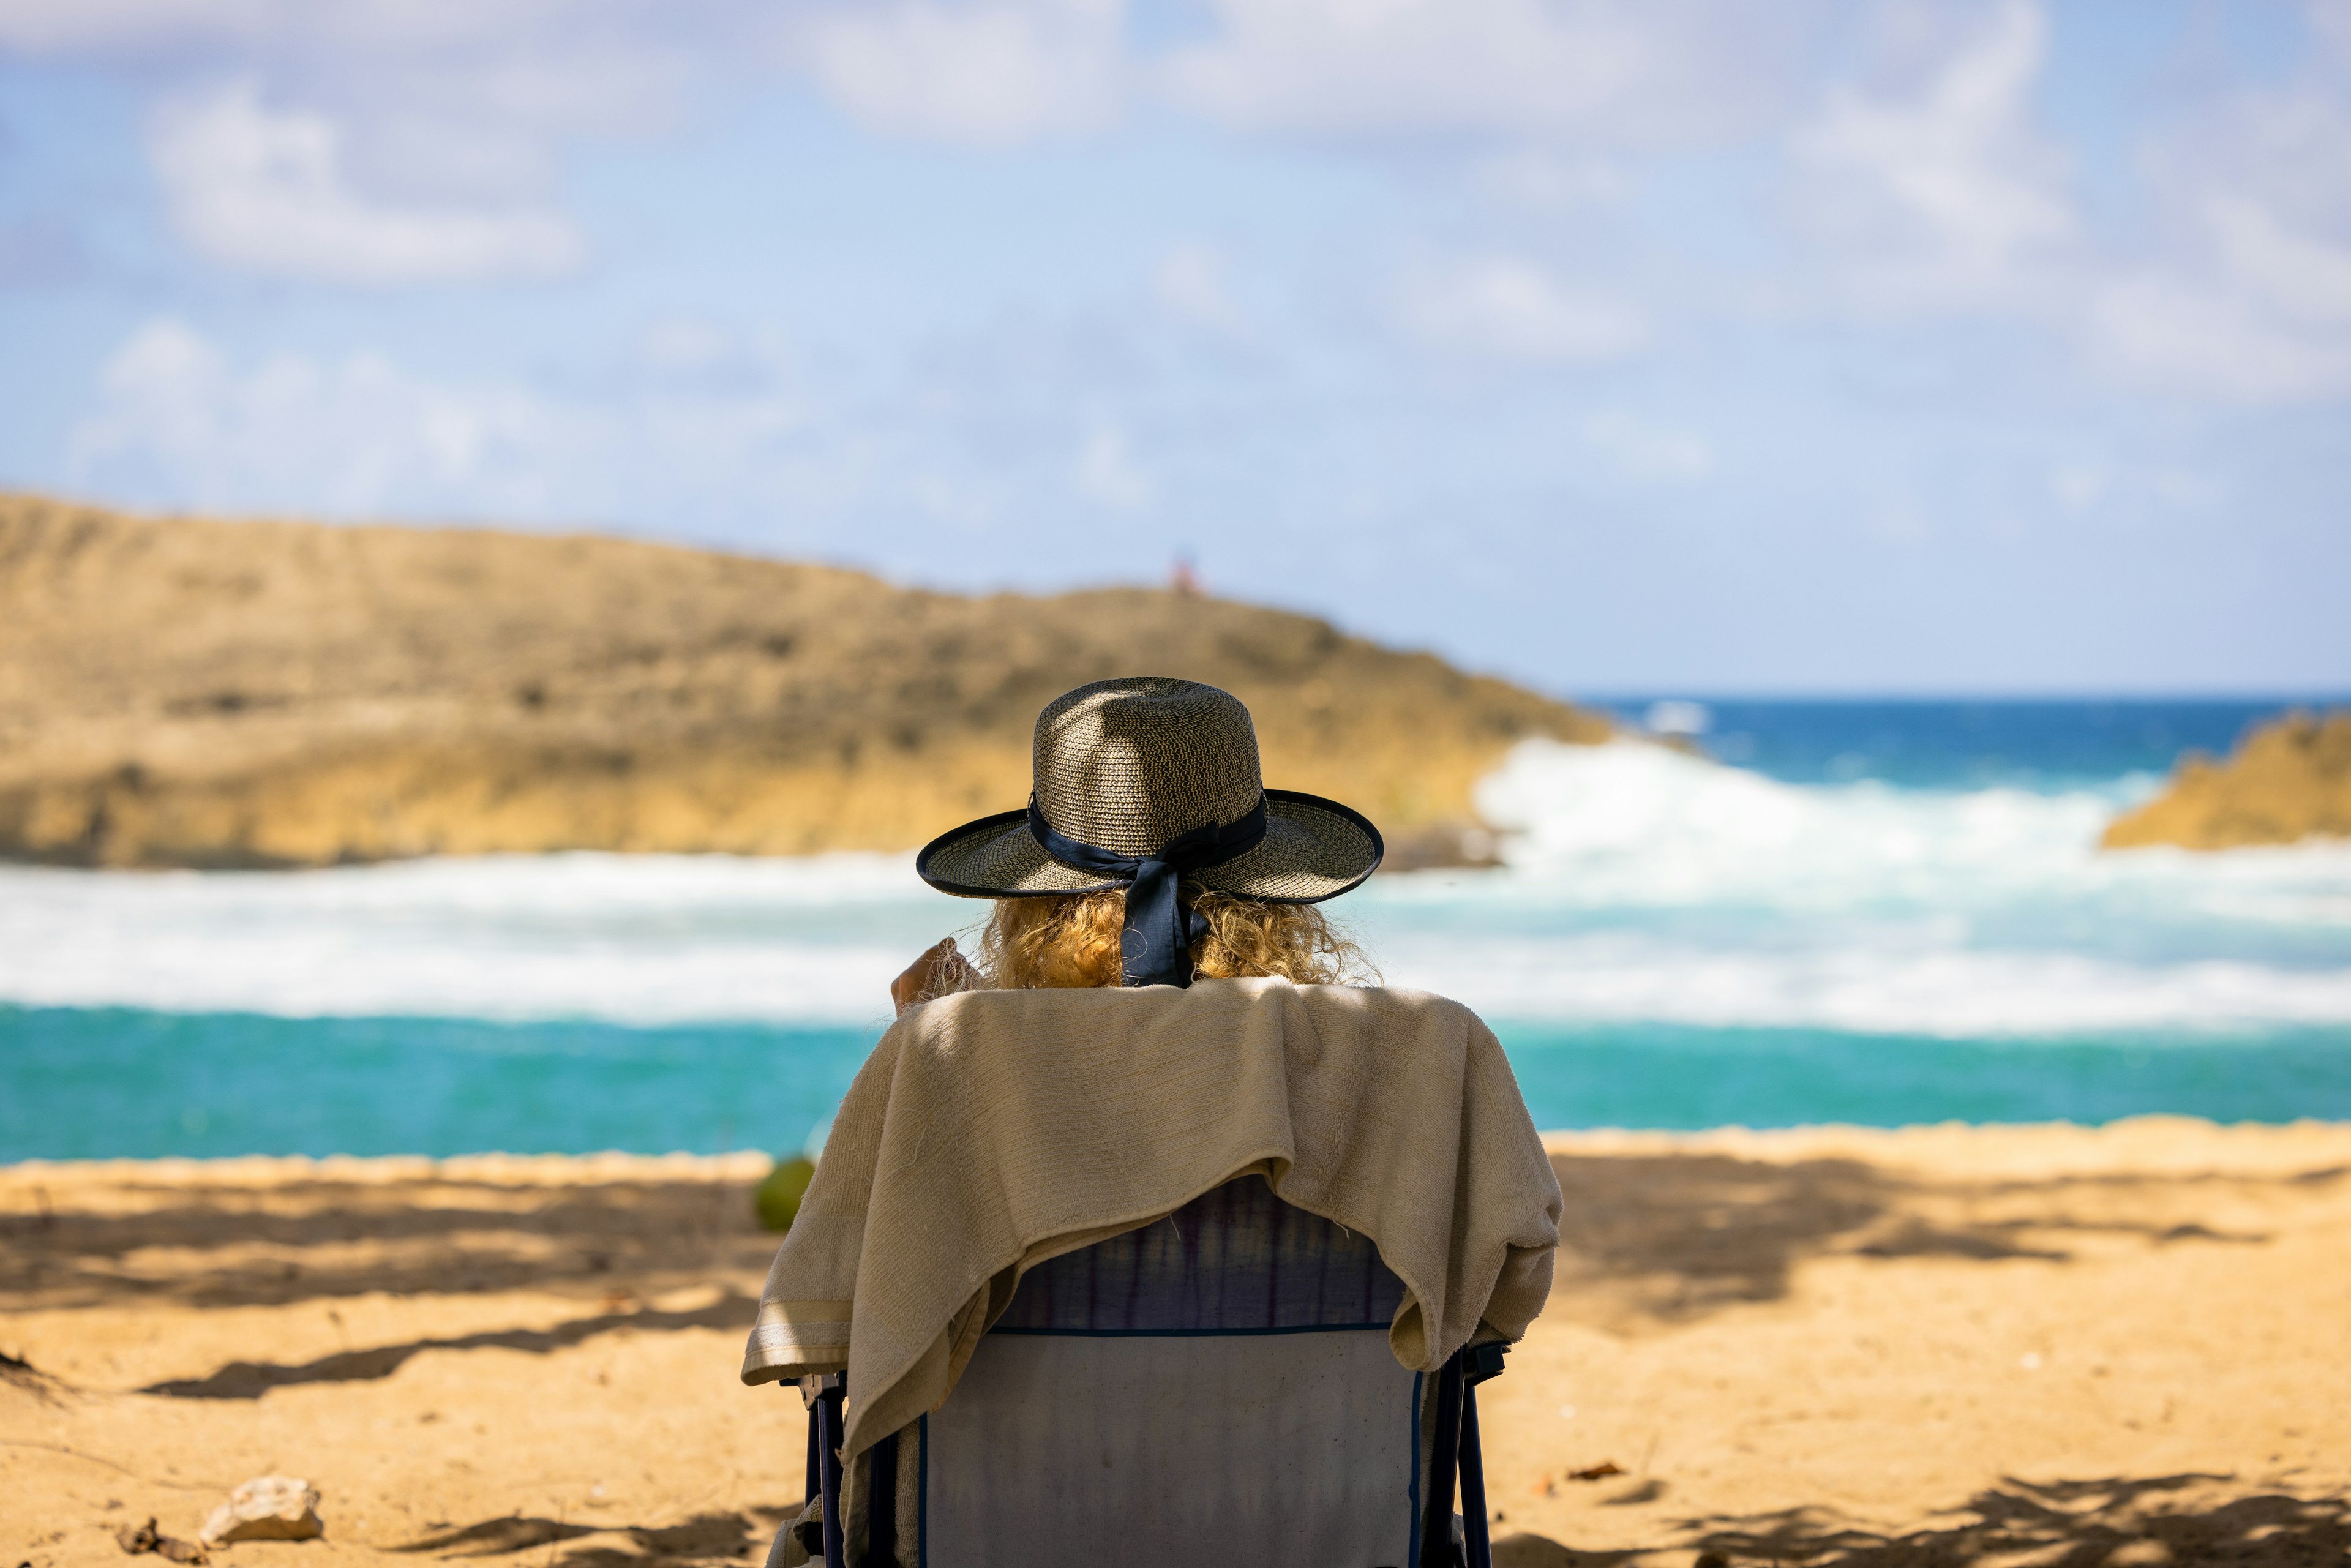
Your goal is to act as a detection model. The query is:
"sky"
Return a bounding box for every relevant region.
[0,0,2346,697]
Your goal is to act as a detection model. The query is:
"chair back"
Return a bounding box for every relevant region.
[806,1176,1491,1568]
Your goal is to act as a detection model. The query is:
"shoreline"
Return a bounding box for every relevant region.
[7,1111,2350,1180]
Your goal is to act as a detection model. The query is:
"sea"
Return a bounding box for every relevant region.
[5,699,2348,1163]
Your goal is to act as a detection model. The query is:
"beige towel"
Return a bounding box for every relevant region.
[739,976,1562,1461]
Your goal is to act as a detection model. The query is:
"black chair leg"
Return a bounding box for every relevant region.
[1461,1381,1490,1568]
[864,1431,898,1568]
[1420,1349,1466,1568]
[816,1384,847,1568]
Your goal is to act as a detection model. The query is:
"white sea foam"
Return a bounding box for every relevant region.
[1461,740,2351,923]
[0,852,941,1028]
[1378,935,2351,1036]
[1370,741,2351,1033]
[0,742,2344,1037]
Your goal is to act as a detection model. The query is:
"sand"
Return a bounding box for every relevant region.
[4,1120,2348,1567]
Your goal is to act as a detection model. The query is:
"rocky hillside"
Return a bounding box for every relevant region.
[0,493,1610,869]
[2103,710,2351,850]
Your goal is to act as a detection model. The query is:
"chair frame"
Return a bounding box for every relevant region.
[796,1341,1505,1568]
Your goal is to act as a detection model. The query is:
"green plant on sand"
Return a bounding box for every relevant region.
[754,1156,817,1233]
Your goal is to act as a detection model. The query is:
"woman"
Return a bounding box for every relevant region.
[749,674,1558,1568]
[891,673,1382,1007]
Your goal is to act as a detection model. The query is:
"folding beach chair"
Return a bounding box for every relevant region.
[774,1174,1505,1568]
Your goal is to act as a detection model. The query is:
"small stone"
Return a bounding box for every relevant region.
[198,1476,324,1547]
[114,1520,204,1565]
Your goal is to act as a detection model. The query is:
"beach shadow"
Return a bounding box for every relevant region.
[1544,1151,2327,1331]
[15,1152,2338,1340]
[1549,1153,1891,1322]
[1499,1474,2349,1568]
[1493,1538,1637,1568]
[394,1509,786,1565]
[1,1346,67,1407]
[0,1172,779,1312]
[1685,1474,2347,1568]
[139,1287,760,1398]
[396,1517,599,1556]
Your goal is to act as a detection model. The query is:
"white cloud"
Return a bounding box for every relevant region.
[0,0,274,51]
[10,0,2351,426]
[149,83,583,284]
[2045,457,2220,515]
[1398,255,1646,362]
[634,317,739,377]
[1073,421,1150,509]
[1164,0,1804,146]
[2072,34,2351,401]
[2049,462,2106,512]
[0,1,713,193]
[803,0,1124,144]
[1153,242,1245,334]
[0,0,1135,286]
[0,0,1813,158]
[1471,149,1630,211]
[2207,195,2351,325]
[2086,274,2351,402]
[0,1,727,285]
[1791,0,2075,310]
[69,317,593,514]
[1581,411,1711,481]
[1779,0,2351,402]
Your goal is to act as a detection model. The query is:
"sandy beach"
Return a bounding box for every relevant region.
[4,1119,2347,1567]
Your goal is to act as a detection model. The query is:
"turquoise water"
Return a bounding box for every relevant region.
[4,1005,2347,1162]
[0,1006,874,1161]
[2,699,2346,1159]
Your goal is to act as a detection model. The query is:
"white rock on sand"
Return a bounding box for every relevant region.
[198,1477,324,1547]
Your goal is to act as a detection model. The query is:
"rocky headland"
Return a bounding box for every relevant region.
[0,493,1609,869]
[2104,710,2351,850]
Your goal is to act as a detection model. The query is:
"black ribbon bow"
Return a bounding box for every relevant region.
[1027,794,1270,987]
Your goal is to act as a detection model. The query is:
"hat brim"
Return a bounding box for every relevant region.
[916,789,1384,904]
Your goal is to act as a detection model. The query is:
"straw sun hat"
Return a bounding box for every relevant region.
[915,677,1384,988]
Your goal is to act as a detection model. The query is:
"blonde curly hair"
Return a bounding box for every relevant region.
[976,885,1374,991]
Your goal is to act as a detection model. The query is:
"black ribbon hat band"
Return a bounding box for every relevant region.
[1027,793,1270,988]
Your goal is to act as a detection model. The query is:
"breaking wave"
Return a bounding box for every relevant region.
[0,741,2344,1038]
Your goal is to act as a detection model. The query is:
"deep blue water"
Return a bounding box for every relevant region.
[1589,696,2342,791]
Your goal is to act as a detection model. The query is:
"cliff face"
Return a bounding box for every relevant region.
[0,493,1610,869]
[2102,711,2351,850]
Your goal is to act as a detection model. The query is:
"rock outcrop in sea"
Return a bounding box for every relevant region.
[2103,710,2351,850]
[0,493,1610,869]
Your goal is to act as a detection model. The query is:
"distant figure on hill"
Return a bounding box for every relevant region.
[743,677,1561,1568]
